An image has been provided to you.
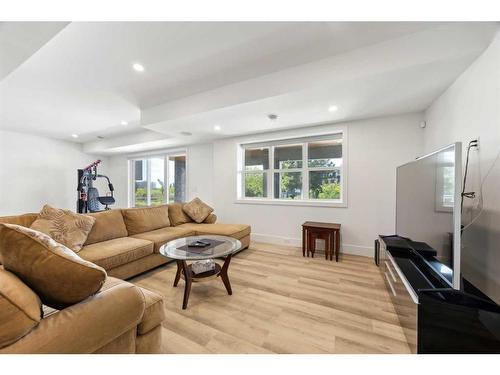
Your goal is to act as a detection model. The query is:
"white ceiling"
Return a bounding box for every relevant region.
[0,21,498,154]
[0,22,68,81]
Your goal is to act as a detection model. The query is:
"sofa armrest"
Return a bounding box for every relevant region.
[0,282,145,353]
[204,213,217,224]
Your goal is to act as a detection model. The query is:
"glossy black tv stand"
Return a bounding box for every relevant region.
[378,235,500,353]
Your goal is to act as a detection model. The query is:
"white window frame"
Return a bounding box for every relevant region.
[236,132,347,208]
[128,149,188,208]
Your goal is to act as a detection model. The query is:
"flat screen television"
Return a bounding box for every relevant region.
[396,142,462,289]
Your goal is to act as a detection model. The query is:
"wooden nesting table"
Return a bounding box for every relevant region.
[302,221,341,261]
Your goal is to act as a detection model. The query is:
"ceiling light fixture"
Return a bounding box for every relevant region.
[214,125,221,131]
[71,134,78,138]
[267,113,278,121]
[132,63,145,72]
[328,105,338,112]
[121,121,128,126]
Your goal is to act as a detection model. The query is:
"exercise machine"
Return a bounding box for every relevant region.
[77,159,115,213]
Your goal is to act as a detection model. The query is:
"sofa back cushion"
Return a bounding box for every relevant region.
[0,213,38,227]
[85,210,128,245]
[0,269,42,349]
[30,205,96,253]
[121,205,170,235]
[168,203,193,226]
[0,223,107,310]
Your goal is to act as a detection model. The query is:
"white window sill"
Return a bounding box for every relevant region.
[234,198,347,208]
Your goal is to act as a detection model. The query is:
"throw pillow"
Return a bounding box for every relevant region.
[0,223,107,310]
[0,269,42,348]
[30,204,96,252]
[168,203,193,226]
[182,198,214,223]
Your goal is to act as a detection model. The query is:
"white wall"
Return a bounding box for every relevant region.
[424,29,500,303]
[0,130,108,216]
[212,113,425,256]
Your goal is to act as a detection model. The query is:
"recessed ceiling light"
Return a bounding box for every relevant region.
[328,105,338,112]
[121,121,128,126]
[214,125,221,131]
[132,63,145,72]
[71,134,78,138]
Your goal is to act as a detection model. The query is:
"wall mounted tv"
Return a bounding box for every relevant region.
[396,143,462,289]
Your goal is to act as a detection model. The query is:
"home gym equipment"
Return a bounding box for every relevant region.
[77,159,115,213]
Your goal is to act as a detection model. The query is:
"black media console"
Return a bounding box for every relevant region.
[376,235,500,353]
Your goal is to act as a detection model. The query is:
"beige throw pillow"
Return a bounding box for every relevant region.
[30,204,95,252]
[182,198,214,223]
[0,223,107,310]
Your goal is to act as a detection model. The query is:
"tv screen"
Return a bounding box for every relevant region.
[396,143,462,289]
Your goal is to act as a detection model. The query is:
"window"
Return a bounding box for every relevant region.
[237,133,345,205]
[129,153,186,207]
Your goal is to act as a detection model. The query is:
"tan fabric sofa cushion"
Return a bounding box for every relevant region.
[85,276,163,337]
[0,213,38,227]
[30,204,95,252]
[0,214,39,265]
[0,223,106,310]
[168,203,193,226]
[177,223,251,240]
[137,287,165,335]
[122,205,170,235]
[0,269,42,348]
[204,213,217,224]
[131,227,196,253]
[79,237,154,270]
[182,198,214,223]
[0,278,145,354]
[85,210,128,245]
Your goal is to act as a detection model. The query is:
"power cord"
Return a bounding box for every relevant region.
[461,142,500,232]
[461,139,478,214]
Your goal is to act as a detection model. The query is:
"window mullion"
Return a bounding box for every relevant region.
[167,155,170,204]
[303,142,308,199]
[268,146,274,199]
[146,159,151,206]
[129,160,135,207]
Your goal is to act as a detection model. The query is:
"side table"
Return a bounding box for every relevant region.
[302,221,341,261]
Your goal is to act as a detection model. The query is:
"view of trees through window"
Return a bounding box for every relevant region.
[132,155,186,207]
[240,136,343,201]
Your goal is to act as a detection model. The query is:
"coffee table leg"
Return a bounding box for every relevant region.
[220,254,233,295]
[173,260,183,287]
[182,260,192,310]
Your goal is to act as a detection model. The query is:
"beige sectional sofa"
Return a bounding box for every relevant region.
[0,203,251,353]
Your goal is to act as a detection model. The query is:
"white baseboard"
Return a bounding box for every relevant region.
[251,233,373,258]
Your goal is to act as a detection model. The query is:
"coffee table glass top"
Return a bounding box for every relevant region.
[159,235,241,260]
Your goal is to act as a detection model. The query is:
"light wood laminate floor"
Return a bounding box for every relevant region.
[130,242,411,354]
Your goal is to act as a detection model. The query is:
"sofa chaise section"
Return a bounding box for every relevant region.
[0,274,164,354]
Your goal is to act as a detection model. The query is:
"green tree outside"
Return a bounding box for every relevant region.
[245,173,265,197]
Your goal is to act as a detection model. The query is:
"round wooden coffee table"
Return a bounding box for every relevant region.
[159,235,241,309]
